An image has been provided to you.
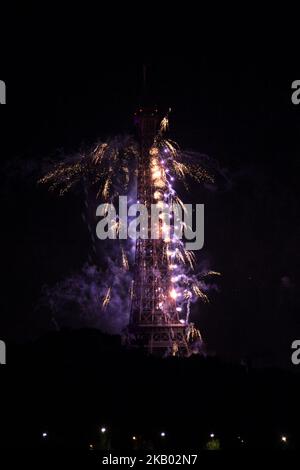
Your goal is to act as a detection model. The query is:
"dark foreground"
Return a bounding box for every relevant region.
[0,329,299,451]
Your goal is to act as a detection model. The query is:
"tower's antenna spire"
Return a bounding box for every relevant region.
[129,94,190,356]
[142,64,148,95]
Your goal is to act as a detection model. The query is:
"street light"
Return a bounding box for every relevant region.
[101,427,106,434]
[160,432,166,438]
[281,435,287,443]
[210,433,215,439]
[42,432,48,438]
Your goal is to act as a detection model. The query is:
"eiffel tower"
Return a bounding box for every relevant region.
[128,106,190,356]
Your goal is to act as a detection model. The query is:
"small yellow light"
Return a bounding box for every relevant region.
[169,288,177,300]
[152,169,162,180]
[150,147,159,156]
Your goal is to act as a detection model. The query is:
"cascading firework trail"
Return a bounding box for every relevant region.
[39,112,220,338]
[142,116,220,331]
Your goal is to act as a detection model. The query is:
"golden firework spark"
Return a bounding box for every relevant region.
[184,250,196,269]
[160,116,169,133]
[92,143,108,164]
[172,161,189,179]
[163,139,178,157]
[192,284,209,302]
[121,248,129,271]
[102,287,111,310]
[101,178,111,200]
[150,146,159,156]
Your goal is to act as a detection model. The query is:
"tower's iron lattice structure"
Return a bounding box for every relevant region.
[128,108,190,356]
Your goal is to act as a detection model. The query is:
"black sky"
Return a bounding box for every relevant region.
[0,8,299,368]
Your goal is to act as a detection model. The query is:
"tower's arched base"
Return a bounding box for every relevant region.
[125,324,190,357]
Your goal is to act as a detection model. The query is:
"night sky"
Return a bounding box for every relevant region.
[0,8,299,369]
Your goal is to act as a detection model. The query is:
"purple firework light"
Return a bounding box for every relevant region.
[39,115,220,335]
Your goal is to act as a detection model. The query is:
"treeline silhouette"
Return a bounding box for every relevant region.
[0,328,299,450]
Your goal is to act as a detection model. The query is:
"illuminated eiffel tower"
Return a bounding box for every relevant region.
[128,106,189,356]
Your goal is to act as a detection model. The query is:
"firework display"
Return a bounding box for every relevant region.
[39,109,219,355]
[127,108,219,355]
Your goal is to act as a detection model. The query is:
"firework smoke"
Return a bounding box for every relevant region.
[41,260,133,334]
[39,114,220,337]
